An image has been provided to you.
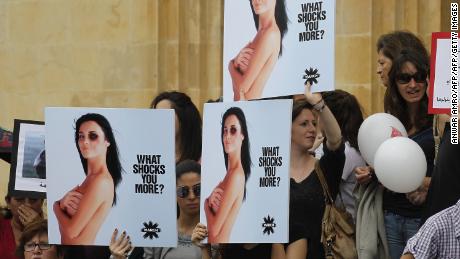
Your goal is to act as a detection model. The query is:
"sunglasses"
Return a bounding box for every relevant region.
[24,243,52,252]
[177,183,200,198]
[395,71,427,84]
[223,126,239,136]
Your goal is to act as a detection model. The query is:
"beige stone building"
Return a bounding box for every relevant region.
[0,0,455,203]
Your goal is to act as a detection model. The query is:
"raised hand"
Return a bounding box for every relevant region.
[304,81,323,106]
[109,229,133,259]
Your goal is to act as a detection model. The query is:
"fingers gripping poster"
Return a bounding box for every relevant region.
[223,0,336,101]
[200,100,292,243]
[46,108,177,247]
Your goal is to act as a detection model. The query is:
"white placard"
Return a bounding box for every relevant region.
[46,108,177,247]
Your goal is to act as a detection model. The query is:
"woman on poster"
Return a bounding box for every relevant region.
[204,107,251,243]
[229,0,288,101]
[53,113,123,245]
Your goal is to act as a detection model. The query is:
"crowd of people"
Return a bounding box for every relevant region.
[1,29,459,259]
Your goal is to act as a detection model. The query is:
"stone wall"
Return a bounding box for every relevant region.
[0,0,446,204]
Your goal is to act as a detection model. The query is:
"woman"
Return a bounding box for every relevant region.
[287,82,344,258]
[53,113,123,245]
[204,107,251,243]
[1,194,44,259]
[110,160,204,259]
[229,0,288,100]
[383,49,434,259]
[151,91,202,163]
[356,49,435,259]
[16,219,65,259]
[145,160,203,259]
[376,30,429,88]
[322,90,366,221]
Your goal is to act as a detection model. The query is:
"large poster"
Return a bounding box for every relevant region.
[429,32,455,114]
[8,120,46,199]
[223,0,336,101]
[46,108,177,247]
[200,100,292,243]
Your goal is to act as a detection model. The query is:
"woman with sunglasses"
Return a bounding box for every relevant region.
[384,49,434,259]
[204,107,251,243]
[132,160,203,259]
[16,219,65,259]
[53,113,123,245]
[356,49,434,259]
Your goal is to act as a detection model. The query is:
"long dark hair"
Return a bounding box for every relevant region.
[249,0,288,56]
[75,113,122,206]
[151,91,202,162]
[322,90,364,151]
[221,107,251,200]
[385,49,432,132]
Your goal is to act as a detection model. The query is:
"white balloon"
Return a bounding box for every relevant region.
[374,137,426,193]
[358,113,407,166]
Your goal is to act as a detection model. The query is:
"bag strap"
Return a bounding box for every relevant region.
[315,160,334,204]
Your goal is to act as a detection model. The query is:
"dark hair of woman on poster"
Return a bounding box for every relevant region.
[53,113,122,245]
[230,0,288,100]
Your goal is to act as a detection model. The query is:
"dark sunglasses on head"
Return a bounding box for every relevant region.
[24,243,52,252]
[395,71,427,84]
[177,183,200,198]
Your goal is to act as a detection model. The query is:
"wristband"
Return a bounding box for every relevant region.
[313,99,325,112]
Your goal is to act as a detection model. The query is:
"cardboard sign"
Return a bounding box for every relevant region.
[46,108,177,247]
[223,0,336,101]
